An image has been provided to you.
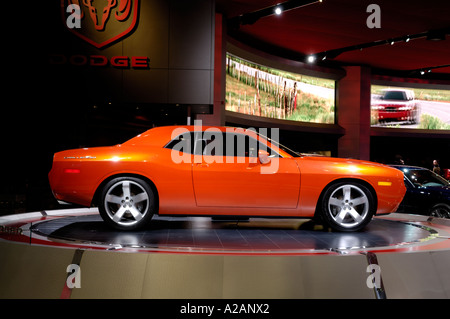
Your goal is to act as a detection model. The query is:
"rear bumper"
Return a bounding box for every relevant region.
[48,166,94,207]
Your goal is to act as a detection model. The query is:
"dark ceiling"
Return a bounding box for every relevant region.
[217,0,450,81]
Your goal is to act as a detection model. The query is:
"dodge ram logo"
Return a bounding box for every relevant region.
[61,0,140,49]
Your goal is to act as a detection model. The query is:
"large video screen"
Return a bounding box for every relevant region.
[226,54,335,124]
[371,85,450,130]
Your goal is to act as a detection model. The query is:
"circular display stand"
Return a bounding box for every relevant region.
[1,208,450,299]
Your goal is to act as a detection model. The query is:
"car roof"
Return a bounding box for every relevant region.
[389,164,428,171]
[122,125,271,148]
[381,88,414,93]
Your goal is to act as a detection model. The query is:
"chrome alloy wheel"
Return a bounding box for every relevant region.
[430,204,450,219]
[327,184,370,229]
[103,180,150,227]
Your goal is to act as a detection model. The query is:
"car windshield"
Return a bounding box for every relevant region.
[257,133,301,157]
[270,140,301,157]
[401,168,450,188]
[382,91,406,101]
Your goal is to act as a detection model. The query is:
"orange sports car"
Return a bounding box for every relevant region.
[48,125,406,232]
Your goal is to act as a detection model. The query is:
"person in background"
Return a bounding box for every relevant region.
[433,160,441,176]
[394,155,404,165]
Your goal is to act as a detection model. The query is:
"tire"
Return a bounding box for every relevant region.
[320,181,375,232]
[99,177,155,230]
[429,204,450,219]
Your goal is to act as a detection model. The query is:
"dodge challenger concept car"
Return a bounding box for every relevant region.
[49,126,406,232]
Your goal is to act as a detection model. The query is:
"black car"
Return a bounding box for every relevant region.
[391,165,450,218]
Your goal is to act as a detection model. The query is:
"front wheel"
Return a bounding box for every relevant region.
[429,204,450,219]
[320,182,375,232]
[99,177,156,230]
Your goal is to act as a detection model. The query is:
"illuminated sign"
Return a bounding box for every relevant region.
[61,0,140,49]
[49,54,149,68]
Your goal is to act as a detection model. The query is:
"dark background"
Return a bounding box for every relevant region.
[1,1,449,215]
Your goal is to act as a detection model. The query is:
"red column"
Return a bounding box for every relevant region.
[337,66,371,160]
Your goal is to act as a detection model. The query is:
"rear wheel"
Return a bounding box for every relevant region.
[320,182,375,232]
[99,177,155,230]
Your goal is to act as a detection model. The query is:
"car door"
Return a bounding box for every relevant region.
[192,131,300,208]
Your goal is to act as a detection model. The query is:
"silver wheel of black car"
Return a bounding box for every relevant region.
[99,177,155,230]
[321,182,374,232]
[430,204,450,219]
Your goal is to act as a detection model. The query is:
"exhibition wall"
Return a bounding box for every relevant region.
[48,0,215,105]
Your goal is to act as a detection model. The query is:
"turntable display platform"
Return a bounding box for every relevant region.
[1,209,449,299]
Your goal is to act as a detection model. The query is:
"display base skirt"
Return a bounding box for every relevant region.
[1,208,450,299]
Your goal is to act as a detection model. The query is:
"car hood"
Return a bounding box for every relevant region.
[296,155,401,174]
[298,155,389,168]
[423,185,450,193]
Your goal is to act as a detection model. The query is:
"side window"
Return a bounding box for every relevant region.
[166,131,280,158]
[224,133,278,158]
[224,133,256,157]
[202,131,224,156]
[197,132,261,157]
[165,132,194,154]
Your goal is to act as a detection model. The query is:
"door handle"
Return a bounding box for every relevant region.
[195,163,209,168]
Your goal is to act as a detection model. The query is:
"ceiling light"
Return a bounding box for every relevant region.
[307,55,316,63]
[420,70,425,75]
[405,36,410,42]
[228,0,324,28]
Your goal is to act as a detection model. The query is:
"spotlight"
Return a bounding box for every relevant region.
[389,40,394,45]
[307,55,316,63]
[420,70,425,75]
[405,36,410,42]
[274,6,282,15]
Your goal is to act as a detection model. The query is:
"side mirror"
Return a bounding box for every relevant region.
[258,150,271,165]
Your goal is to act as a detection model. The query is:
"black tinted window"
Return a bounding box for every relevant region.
[166,131,278,158]
[165,132,195,154]
[383,91,406,101]
[403,169,449,187]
